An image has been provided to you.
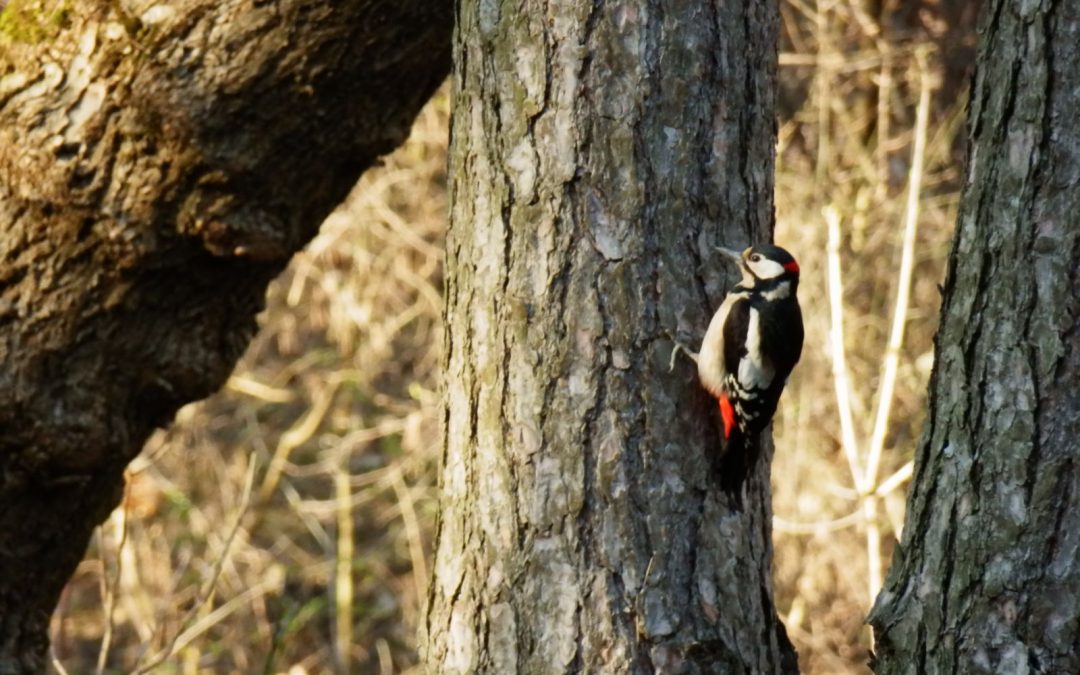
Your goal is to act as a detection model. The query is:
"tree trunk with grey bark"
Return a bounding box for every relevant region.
[869,0,1080,671]
[424,2,796,673]
[0,1,449,670]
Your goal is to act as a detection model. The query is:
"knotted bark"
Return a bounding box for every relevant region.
[0,1,450,669]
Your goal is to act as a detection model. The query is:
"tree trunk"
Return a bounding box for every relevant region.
[424,2,796,673]
[0,1,449,670]
[869,0,1080,671]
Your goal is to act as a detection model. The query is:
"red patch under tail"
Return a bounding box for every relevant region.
[719,394,736,440]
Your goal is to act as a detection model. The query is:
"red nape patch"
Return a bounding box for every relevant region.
[783,261,800,273]
[719,395,736,440]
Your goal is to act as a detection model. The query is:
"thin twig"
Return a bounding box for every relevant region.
[227,374,296,403]
[875,460,914,497]
[874,42,893,203]
[334,450,355,674]
[95,479,131,675]
[259,382,340,502]
[133,459,258,674]
[376,638,394,675]
[166,575,282,660]
[864,46,934,491]
[773,509,863,534]
[863,496,882,607]
[390,463,428,614]
[824,205,864,489]
[814,6,832,188]
[861,46,935,615]
[50,646,71,675]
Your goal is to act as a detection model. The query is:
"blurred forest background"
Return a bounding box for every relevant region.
[50,1,977,673]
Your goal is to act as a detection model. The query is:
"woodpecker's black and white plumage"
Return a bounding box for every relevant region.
[678,244,804,496]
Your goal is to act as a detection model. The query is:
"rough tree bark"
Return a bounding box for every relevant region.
[0,1,449,670]
[424,2,796,673]
[869,0,1080,671]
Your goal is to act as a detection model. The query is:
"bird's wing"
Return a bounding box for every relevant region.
[722,298,751,379]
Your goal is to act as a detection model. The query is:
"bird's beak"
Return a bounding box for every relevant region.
[715,246,743,265]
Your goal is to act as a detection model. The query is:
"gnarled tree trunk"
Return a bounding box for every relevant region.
[0,1,449,670]
[424,1,797,672]
[869,0,1080,671]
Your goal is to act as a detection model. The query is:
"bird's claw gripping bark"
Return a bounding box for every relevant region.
[668,339,699,372]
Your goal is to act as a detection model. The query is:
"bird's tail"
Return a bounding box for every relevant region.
[715,426,762,508]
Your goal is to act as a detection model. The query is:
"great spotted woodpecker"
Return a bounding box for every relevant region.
[673,244,804,496]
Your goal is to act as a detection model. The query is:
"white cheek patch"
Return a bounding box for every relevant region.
[748,258,785,280]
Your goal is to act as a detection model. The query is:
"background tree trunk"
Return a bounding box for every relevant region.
[424,1,796,673]
[869,0,1080,671]
[0,1,449,670]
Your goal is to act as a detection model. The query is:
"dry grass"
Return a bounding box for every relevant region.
[49,3,972,673]
[51,92,449,675]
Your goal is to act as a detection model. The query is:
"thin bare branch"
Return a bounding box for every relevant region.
[334,451,355,674]
[865,47,935,489]
[95,481,131,675]
[875,461,914,497]
[259,382,340,503]
[824,205,865,490]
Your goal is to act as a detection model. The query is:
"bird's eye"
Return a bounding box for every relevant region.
[750,254,761,262]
